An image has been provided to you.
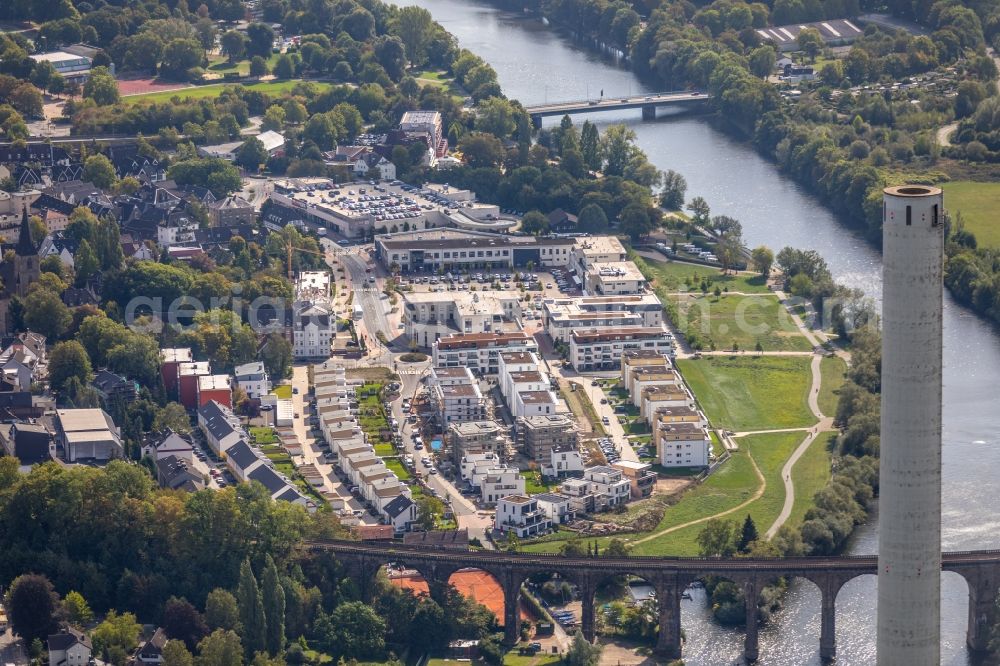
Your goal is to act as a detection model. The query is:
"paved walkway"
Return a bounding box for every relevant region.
[629,447,766,546]
[765,353,835,539]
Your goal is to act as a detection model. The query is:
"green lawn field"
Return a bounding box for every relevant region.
[941,181,1000,248]
[672,293,812,352]
[788,431,834,527]
[635,431,805,554]
[818,355,847,417]
[124,79,331,104]
[676,356,816,432]
[633,254,771,293]
[206,52,283,76]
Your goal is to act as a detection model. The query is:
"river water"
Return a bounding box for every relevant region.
[399,1,1000,661]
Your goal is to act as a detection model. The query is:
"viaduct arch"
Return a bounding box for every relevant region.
[307,539,1000,663]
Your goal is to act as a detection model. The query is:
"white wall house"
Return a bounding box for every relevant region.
[494,495,551,538]
[234,361,270,400]
[480,466,525,505]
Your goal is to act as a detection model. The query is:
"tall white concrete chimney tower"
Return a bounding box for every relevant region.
[877,184,944,665]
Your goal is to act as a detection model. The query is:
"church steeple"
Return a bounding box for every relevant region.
[15,205,37,257]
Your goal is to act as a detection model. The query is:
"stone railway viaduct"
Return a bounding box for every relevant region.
[307,539,1000,663]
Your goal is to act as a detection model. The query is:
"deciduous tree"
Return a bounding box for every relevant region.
[5,574,61,643]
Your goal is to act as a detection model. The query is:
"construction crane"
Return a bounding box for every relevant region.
[285,237,330,281]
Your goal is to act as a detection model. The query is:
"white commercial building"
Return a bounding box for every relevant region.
[375,229,576,272]
[54,408,123,463]
[403,290,521,349]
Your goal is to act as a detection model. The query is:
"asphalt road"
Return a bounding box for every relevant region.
[341,253,393,344]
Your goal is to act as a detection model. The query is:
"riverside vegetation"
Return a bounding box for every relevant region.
[487,0,1000,332]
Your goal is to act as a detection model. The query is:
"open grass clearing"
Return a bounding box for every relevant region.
[787,431,834,527]
[249,426,277,444]
[818,355,847,417]
[633,254,771,293]
[521,470,558,495]
[271,384,292,399]
[672,292,811,352]
[941,181,1000,248]
[123,79,331,104]
[677,356,816,432]
[385,457,411,481]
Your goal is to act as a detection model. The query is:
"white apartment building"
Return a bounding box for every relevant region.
[234,361,270,400]
[621,349,674,386]
[629,367,682,409]
[494,495,551,538]
[641,385,695,421]
[534,492,574,524]
[543,447,584,478]
[584,466,632,510]
[569,327,675,372]
[460,452,502,483]
[513,390,559,418]
[545,309,643,344]
[543,295,664,340]
[481,466,525,505]
[293,271,334,360]
[429,367,487,424]
[433,331,538,376]
[657,421,712,468]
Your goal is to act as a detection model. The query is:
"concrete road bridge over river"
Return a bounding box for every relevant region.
[307,539,1000,663]
[523,90,711,127]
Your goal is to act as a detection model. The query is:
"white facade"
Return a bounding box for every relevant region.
[460,452,501,483]
[480,466,525,505]
[541,448,584,478]
[569,327,675,372]
[584,466,632,510]
[293,271,335,360]
[494,495,551,538]
[657,422,711,468]
[403,290,521,349]
[534,493,574,524]
[584,261,647,296]
[234,361,270,399]
[433,331,538,376]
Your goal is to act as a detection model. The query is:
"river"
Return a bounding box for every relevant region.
[398,0,1000,661]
